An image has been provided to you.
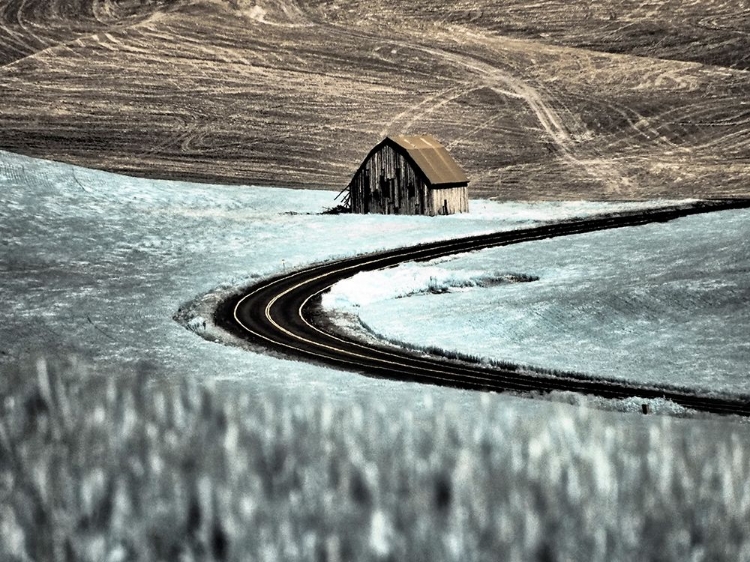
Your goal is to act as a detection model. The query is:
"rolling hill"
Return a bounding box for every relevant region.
[0,0,748,199]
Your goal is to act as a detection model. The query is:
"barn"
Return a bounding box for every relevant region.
[341,134,469,216]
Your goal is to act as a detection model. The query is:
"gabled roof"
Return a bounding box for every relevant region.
[387,135,468,187]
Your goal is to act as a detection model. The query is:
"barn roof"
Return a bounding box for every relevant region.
[387,135,468,187]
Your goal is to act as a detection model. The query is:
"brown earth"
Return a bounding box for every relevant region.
[0,0,748,200]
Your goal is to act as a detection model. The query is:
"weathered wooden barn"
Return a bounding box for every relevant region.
[341,135,469,216]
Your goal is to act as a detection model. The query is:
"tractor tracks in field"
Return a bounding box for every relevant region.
[216,199,750,417]
[291,4,634,194]
[292,4,750,195]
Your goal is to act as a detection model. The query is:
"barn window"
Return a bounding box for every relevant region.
[379,175,388,199]
[383,178,395,200]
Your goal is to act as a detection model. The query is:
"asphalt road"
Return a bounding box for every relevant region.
[216,200,750,417]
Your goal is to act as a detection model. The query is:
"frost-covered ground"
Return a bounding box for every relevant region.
[0,148,672,393]
[325,209,750,396]
[2,149,750,560]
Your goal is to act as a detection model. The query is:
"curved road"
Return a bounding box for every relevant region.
[216,200,750,417]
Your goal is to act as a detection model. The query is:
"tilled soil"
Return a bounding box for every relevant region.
[0,0,748,200]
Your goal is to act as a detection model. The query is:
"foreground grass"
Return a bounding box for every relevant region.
[1,358,749,561]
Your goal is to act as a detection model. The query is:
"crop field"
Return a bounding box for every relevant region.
[313,0,750,70]
[0,0,748,199]
[4,357,750,561]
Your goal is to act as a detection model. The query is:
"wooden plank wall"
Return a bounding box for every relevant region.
[428,186,469,215]
[349,144,468,216]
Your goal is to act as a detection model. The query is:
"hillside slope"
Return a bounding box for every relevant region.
[309,0,750,70]
[0,0,190,66]
[0,0,748,199]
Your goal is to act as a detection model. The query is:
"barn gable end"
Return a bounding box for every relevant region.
[344,135,469,216]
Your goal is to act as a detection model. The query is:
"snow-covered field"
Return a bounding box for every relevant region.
[2,149,750,560]
[325,209,750,396]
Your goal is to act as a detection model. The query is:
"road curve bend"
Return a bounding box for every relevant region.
[216,200,750,417]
